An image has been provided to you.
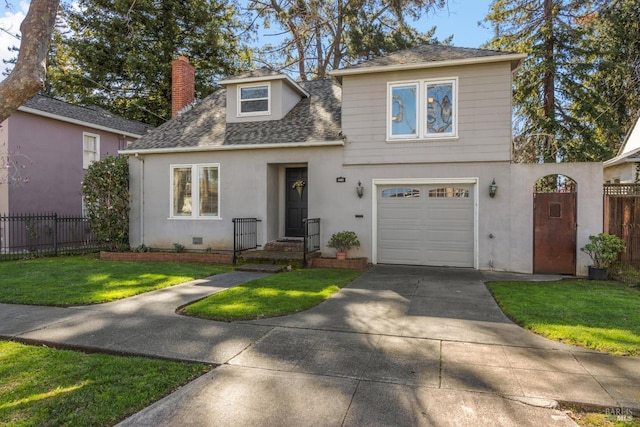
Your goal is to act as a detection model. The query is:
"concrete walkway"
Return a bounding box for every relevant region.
[1,266,639,426]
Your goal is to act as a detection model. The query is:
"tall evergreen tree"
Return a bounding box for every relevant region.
[568,0,640,159]
[46,0,250,125]
[246,0,449,81]
[484,0,597,162]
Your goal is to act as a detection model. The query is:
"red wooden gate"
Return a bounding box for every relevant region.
[533,192,577,274]
[604,184,640,263]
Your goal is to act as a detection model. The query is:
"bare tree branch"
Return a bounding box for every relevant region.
[0,0,59,122]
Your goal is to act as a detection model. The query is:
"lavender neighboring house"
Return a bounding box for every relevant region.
[0,95,152,216]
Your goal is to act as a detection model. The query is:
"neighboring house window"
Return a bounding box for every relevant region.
[83,133,99,169]
[388,78,457,140]
[171,164,219,218]
[238,83,270,116]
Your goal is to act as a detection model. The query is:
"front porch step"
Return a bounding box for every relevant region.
[235,264,286,273]
[263,238,304,252]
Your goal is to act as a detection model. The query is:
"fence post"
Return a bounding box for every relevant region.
[53,213,58,256]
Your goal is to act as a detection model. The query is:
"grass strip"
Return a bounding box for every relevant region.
[180,268,362,321]
[487,279,640,356]
[0,255,231,306]
[0,341,211,426]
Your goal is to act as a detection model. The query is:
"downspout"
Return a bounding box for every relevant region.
[135,153,144,244]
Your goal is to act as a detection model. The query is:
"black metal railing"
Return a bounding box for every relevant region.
[303,218,321,268]
[232,218,261,264]
[0,213,101,261]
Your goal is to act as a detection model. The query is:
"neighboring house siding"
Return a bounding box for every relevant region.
[603,163,634,183]
[341,62,513,165]
[6,111,125,215]
[0,119,9,212]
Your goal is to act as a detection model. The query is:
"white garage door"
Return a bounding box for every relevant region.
[377,184,475,267]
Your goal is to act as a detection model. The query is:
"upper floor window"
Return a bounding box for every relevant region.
[171,164,220,219]
[388,78,457,140]
[238,83,270,116]
[83,133,99,169]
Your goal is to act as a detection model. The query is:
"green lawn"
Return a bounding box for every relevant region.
[0,340,211,426]
[0,256,231,306]
[487,279,640,356]
[180,268,363,321]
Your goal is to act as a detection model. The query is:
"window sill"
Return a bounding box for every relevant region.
[168,216,223,221]
[386,136,459,143]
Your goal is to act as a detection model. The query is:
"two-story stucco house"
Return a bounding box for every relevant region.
[0,95,152,216]
[122,46,603,275]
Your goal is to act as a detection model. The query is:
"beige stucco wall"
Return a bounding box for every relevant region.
[130,143,603,276]
[509,162,603,276]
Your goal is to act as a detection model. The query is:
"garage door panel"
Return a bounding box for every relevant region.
[377,184,474,268]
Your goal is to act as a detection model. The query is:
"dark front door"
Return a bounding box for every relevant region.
[285,167,308,237]
[533,192,577,274]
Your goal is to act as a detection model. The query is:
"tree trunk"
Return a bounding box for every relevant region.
[0,0,60,123]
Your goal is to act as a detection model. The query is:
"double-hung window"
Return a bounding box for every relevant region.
[238,83,270,116]
[388,78,457,140]
[83,133,99,169]
[171,164,220,218]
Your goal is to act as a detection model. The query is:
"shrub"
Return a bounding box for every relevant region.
[81,155,129,251]
[172,243,185,253]
[327,231,360,253]
[581,233,626,269]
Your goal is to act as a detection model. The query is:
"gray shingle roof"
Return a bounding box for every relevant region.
[126,79,342,151]
[21,95,153,136]
[333,44,522,73]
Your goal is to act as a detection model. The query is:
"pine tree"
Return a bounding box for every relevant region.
[46,0,250,125]
[484,0,597,162]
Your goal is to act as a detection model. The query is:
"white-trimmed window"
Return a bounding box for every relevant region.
[83,133,99,169]
[238,83,270,116]
[388,78,457,140]
[171,164,220,218]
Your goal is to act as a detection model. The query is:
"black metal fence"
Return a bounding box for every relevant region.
[233,217,261,264]
[0,213,102,261]
[303,218,321,268]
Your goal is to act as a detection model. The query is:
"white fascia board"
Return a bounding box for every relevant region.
[604,145,640,167]
[119,140,344,155]
[329,54,527,77]
[218,74,310,98]
[18,106,144,138]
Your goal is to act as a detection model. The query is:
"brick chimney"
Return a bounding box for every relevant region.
[171,56,195,117]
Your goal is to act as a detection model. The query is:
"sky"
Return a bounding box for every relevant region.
[0,0,495,79]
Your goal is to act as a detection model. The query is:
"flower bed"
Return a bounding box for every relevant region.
[100,251,233,264]
[311,257,369,270]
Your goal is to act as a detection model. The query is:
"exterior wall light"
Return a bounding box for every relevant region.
[489,179,498,198]
[356,180,364,198]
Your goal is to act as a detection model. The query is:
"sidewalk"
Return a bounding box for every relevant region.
[1,267,639,426]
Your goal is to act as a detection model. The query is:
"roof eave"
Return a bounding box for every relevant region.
[329,53,527,77]
[218,74,310,98]
[17,106,145,138]
[120,139,345,155]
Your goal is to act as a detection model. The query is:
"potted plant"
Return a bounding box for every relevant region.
[327,231,360,260]
[580,233,626,280]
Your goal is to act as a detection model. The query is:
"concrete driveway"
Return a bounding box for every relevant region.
[2,265,639,426]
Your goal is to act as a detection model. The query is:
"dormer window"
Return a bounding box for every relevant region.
[238,83,270,116]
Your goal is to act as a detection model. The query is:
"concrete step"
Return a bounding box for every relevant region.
[263,239,304,252]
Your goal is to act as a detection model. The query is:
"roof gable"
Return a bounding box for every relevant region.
[18,95,153,137]
[330,44,525,77]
